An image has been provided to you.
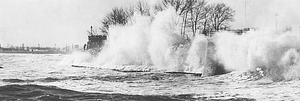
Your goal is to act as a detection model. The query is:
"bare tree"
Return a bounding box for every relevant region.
[135,1,150,16]
[152,0,190,37]
[207,3,235,31]
[201,5,213,36]
[186,0,206,36]
[180,0,195,37]
[153,3,164,13]
[125,6,135,18]
[99,0,234,37]
[100,7,134,34]
[154,0,189,15]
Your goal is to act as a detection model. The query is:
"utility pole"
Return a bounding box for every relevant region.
[244,0,248,28]
[275,13,278,30]
[90,26,93,36]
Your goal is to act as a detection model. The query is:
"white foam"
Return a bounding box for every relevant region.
[214,28,300,80]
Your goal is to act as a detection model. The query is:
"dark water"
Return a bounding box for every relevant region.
[0,72,255,101]
[2,54,299,100]
[0,84,254,101]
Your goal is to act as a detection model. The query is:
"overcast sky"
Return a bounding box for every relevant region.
[0,0,299,47]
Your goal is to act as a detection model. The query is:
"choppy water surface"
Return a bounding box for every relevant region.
[1,54,300,100]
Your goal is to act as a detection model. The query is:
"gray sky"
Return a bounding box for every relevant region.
[0,0,140,47]
[0,0,299,47]
[209,0,300,29]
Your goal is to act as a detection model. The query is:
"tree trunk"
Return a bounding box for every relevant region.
[202,20,207,36]
[183,11,188,37]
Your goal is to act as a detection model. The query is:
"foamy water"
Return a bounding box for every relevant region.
[214,28,300,81]
[74,7,209,73]
[51,26,300,100]
[2,5,298,100]
[1,54,300,100]
[60,6,300,82]
[61,6,300,82]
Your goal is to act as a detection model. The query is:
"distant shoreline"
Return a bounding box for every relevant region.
[0,51,69,54]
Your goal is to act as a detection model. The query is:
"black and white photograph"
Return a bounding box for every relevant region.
[1,0,300,100]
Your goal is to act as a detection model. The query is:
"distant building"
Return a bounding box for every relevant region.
[0,45,65,54]
[85,26,107,53]
[227,28,256,35]
[87,35,107,50]
[74,45,79,49]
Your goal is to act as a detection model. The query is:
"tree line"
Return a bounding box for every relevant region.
[97,0,235,37]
